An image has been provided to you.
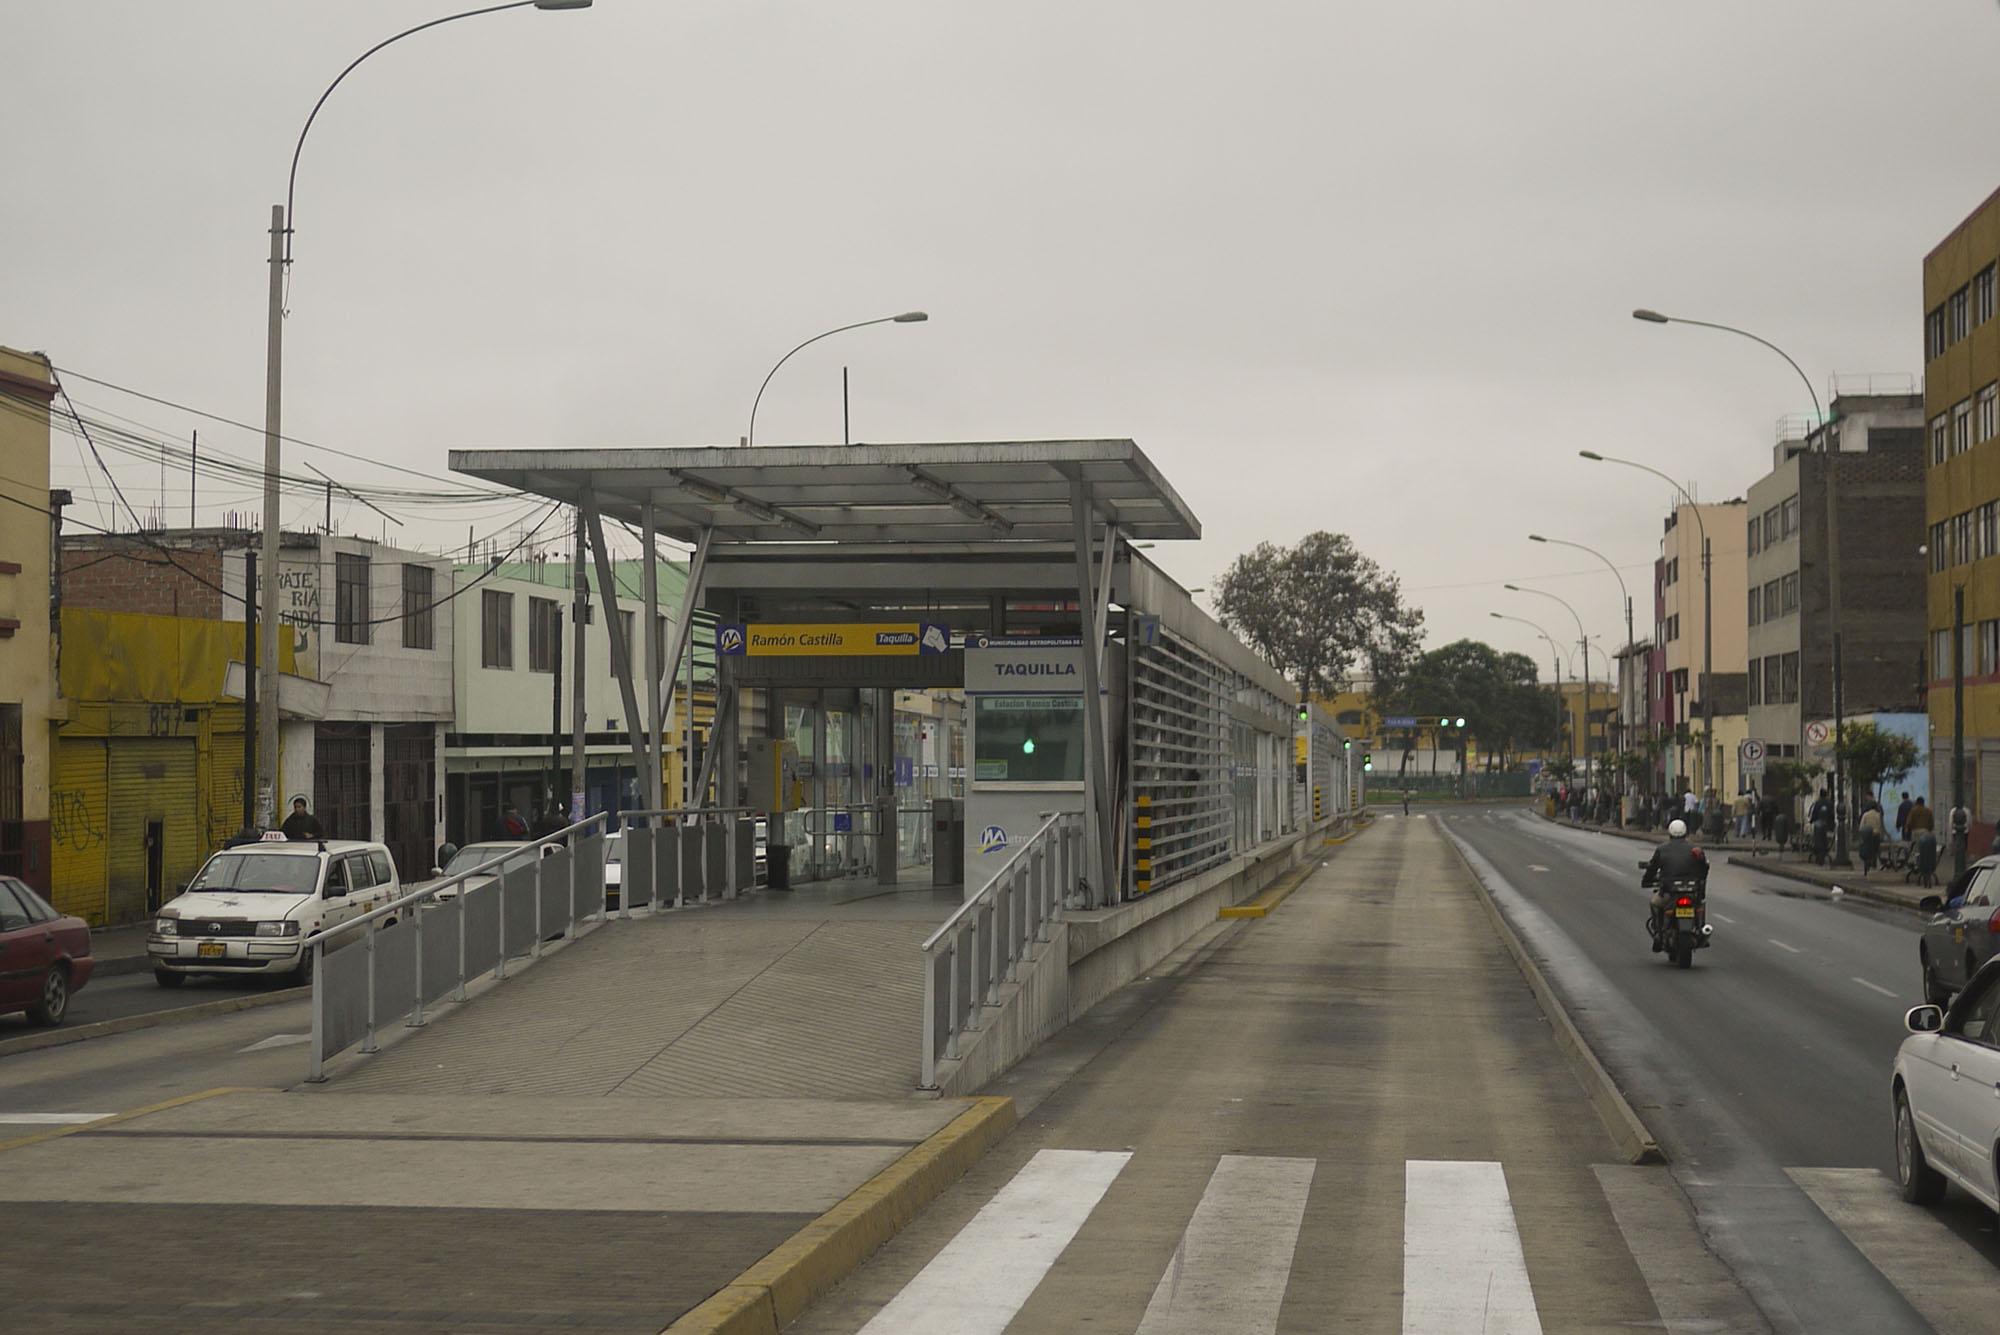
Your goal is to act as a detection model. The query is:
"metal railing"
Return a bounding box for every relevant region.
[919,810,1082,1090]
[305,814,609,1081]
[615,808,760,913]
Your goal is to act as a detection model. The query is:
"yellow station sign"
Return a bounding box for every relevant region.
[715,622,951,658]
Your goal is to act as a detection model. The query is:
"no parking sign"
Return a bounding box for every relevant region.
[1739,737,1766,777]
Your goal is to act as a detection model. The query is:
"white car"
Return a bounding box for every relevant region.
[1892,952,2000,1210]
[419,841,545,905]
[150,838,400,987]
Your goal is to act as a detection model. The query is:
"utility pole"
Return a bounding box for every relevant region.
[1954,585,1967,879]
[242,549,258,832]
[570,510,587,824]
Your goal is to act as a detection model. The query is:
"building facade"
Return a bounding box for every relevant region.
[0,347,57,895]
[1924,185,2000,842]
[1656,499,1749,796]
[1746,394,1926,803]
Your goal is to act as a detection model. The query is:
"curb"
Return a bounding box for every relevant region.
[0,1086,270,1154]
[0,986,309,1059]
[1219,862,1316,919]
[1441,825,1664,1166]
[92,954,155,979]
[662,1095,1018,1335]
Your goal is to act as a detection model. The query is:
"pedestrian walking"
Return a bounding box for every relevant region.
[1895,792,1914,843]
[501,803,529,839]
[280,797,322,840]
[1858,803,1885,875]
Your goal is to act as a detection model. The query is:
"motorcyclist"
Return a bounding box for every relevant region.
[1641,818,1709,951]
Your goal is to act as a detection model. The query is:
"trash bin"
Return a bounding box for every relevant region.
[768,844,791,891]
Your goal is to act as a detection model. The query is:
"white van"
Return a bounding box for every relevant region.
[148,837,402,987]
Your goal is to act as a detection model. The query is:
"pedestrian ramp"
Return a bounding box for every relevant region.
[809,1151,1999,1335]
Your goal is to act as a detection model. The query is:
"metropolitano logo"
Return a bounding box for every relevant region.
[979,824,1009,854]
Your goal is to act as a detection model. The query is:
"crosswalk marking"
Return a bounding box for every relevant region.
[1789,1168,1996,1335]
[1592,1164,1769,1333]
[1136,1155,1314,1334]
[1404,1160,1542,1334]
[858,1148,1130,1334]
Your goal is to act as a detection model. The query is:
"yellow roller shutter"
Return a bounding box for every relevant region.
[49,739,109,924]
[107,738,199,924]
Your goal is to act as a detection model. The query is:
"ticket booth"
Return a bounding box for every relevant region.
[964,638,1092,899]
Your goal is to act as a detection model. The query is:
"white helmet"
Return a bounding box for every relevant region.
[1667,819,1687,838]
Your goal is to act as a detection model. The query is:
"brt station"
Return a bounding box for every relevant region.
[450,439,1362,915]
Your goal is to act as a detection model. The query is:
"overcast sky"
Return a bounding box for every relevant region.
[9,1,2000,681]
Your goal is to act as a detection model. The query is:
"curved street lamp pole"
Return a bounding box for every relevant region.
[1530,533,1634,801]
[745,312,929,446]
[1505,584,1592,788]
[1579,450,1712,806]
[1491,611,1568,772]
[1632,309,1848,864]
[259,0,592,827]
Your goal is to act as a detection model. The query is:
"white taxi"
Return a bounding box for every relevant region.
[149,837,402,987]
[1893,952,2000,1210]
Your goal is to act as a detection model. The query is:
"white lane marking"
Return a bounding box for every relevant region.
[238,1033,312,1052]
[0,1113,116,1125]
[1767,939,1802,954]
[1136,1155,1314,1334]
[859,1148,1130,1334]
[1404,1160,1542,1334]
[1790,1168,1997,1335]
[1711,913,1736,924]
[1852,978,1898,999]
[1592,1164,1768,1333]
[1526,865,1549,873]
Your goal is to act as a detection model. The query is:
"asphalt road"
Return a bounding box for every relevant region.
[0,967,297,1038]
[1438,803,2000,1331]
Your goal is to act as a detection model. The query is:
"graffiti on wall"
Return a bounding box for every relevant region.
[50,790,104,851]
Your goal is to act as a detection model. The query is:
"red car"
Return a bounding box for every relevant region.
[0,875,94,1026]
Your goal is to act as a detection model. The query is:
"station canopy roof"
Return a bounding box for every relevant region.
[448,439,1201,547]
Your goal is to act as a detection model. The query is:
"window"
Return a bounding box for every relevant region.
[1663,558,1676,587]
[1934,628,1952,681]
[1932,521,1948,573]
[1674,668,1689,695]
[1955,400,1973,456]
[1981,502,1999,563]
[1980,384,1998,443]
[1780,495,1799,539]
[1748,588,1761,626]
[1665,614,1679,642]
[1763,507,1779,546]
[972,695,1086,783]
[1764,579,1781,621]
[1951,285,1971,343]
[529,597,560,673]
[1780,571,1799,614]
[400,564,433,650]
[482,590,514,669]
[1747,515,1761,555]
[1982,620,2000,676]
[1928,305,1948,360]
[1781,651,1800,704]
[1954,512,1973,567]
[1978,266,1997,326]
[1747,659,1762,706]
[617,610,635,662]
[1765,656,1782,705]
[1933,414,1950,466]
[335,552,369,645]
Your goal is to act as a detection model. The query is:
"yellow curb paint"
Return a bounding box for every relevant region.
[1218,863,1315,920]
[662,1095,1018,1335]
[0,1086,272,1155]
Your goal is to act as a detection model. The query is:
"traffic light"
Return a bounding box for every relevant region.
[1362,752,1373,771]
[1438,716,1449,727]
[1298,702,1309,722]
[1455,716,1466,728]
[1343,738,1352,750]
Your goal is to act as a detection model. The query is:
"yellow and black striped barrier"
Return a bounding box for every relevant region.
[1135,794,1151,894]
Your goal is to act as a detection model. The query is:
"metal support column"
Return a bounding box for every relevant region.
[641,503,662,809]
[580,496,652,788]
[1068,478,1115,909]
[570,508,587,822]
[876,687,897,886]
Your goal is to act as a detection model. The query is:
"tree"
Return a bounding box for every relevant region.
[1369,639,1557,771]
[1765,759,1822,805]
[1833,722,1920,809]
[1214,532,1423,698]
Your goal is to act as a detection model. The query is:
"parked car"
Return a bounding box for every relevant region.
[150,836,401,987]
[1892,952,2000,1210]
[416,840,548,906]
[0,876,94,1025]
[1917,855,2000,1007]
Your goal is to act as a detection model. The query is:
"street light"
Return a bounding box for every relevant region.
[1530,533,1634,803]
[1491,611,1569,770]
[1505,585,1594,786]
[1578,449,1713,805]
[1631,308,1847,862]
[745,312,929,446]
[259,0,592,828]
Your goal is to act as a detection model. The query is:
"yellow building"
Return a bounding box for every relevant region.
[1924,185,2000,829]
[0,347,57,897]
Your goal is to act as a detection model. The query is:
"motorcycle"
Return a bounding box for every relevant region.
[1640,862,1713,968]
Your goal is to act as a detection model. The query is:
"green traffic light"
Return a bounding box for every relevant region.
[1438,717,1448,727]
[1022,738,1036,755]
[1455,716,1466,728]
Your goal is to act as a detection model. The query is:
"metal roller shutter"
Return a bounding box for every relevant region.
[107,738,199,924]
[49,739,109,924]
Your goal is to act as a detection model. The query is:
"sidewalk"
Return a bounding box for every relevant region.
[85,921,155,977]
[3,878,1016,1335]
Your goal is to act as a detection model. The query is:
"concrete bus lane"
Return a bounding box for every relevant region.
[789,812,1749,1334]
[1441,804,1995,1334]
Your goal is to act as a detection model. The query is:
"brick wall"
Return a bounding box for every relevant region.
[61,537,231,619]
